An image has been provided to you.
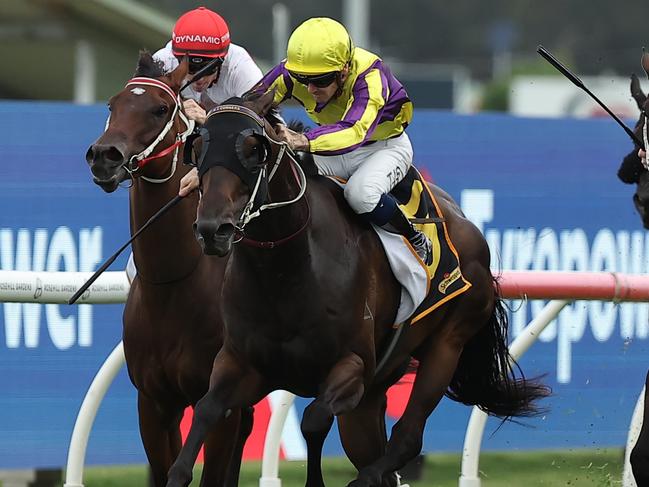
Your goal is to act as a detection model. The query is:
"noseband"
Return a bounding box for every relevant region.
[107,77,195,184]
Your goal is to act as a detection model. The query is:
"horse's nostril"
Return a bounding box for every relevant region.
[216,223,235,237]
[196,220,218,239]
[103,146,125,164]
[90,144,125,165]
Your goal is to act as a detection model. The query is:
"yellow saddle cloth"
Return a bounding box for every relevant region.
[389,167,472,324]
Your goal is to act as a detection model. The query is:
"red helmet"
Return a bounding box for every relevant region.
[171,7,230,58]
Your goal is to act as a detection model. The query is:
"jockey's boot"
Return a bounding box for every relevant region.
[366,193,433,265]
[406,228,433,266]
[378,205,432,266]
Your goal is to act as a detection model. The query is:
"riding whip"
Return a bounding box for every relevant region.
[537,45,645,149]
[68,196,182,304]
[69,59,218,305]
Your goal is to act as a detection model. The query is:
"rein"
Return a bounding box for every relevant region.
[117,77,195,184]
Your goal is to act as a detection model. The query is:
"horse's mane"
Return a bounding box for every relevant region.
[134,50,166,79]
[286,120,319,177]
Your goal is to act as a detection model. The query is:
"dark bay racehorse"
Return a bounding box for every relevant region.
[620,53,649,486]
[85,52,251,487]
[617,68,649,229]
[167,92,550,487]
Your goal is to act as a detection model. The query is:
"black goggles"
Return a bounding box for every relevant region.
[177,56,224,75]
[290,71,338,88]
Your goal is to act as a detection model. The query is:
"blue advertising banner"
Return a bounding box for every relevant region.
[0,101,646,468]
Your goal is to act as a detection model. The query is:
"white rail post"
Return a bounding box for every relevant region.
[64,342,126,487]
[259,390,296,487]
[623,386,645,487]
[458,299,570,487]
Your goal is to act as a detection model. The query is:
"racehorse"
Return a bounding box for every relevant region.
[84,51,251,487]
[621,53,649,486]
[166,91,550,487]
[617,71,649,229]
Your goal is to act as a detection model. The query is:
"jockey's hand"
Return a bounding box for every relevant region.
[183,99,207,125]
[276,124,310,151]
[179,167,199,197]
[639,148,648,169]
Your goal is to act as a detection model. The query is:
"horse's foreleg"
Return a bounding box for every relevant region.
[631,369,649,485]
[301,352,366,487]
[199,406,247,487]
[348,335,463,487]
[137,393,182,487]
[337,389,398,487]
[224,406,255,487]
[166,352,265,487]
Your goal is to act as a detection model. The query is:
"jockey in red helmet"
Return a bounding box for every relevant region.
[152,7,265,197]
[153,7,262,124]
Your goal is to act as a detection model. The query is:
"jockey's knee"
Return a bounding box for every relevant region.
[344,181,382,215]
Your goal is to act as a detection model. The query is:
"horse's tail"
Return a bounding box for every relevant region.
[445,277,551,419]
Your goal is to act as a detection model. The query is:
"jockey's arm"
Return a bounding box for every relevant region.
[640,148,648,169]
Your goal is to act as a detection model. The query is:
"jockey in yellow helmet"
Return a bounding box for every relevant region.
[250,17,431,264]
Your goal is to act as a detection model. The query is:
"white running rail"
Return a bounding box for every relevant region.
[2,270,649,487]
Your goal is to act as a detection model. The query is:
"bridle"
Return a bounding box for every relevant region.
[197,104,310,247]
[106,77,195,184]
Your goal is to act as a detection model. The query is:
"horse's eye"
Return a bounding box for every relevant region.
[153,105,169,117]
[106,103,112,112]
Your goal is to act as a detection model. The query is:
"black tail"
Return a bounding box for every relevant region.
[445,277,551,419]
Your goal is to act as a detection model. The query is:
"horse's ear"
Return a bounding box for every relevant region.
[200,90,217,113]
[134,50,156,77]
[642,49,649,79]
[169,56,190,91]
[250,88,276,118]
[631,73,647,110]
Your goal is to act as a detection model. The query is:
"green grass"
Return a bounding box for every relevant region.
[80,448,626,486]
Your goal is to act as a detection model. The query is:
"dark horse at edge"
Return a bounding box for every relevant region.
[619,53,649,487]
[84,52,251,486]
[167,91,550,487]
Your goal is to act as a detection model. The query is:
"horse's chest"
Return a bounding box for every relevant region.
[232,320,337,390]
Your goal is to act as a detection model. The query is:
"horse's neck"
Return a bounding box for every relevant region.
[129,164,202,283]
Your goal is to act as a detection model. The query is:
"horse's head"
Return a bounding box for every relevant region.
[191,91,280,256]
[85,51,191,192]
[617,53,649,228]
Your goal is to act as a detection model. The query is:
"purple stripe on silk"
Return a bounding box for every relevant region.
[305,61,385,149]
[305,59,412,155]
[251,61,293,101]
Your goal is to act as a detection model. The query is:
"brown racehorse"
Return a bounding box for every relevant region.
[84,52,251,487]
[166,92,550,487]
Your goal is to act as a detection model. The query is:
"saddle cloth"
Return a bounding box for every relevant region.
[330,167,472,325]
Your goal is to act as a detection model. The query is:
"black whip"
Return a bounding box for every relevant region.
[537,45,644,149]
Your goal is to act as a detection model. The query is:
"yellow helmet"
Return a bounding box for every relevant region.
[285,18,354,75]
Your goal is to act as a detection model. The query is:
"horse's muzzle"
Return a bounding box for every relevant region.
[86,143,129,192]
[194,219,235,256]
